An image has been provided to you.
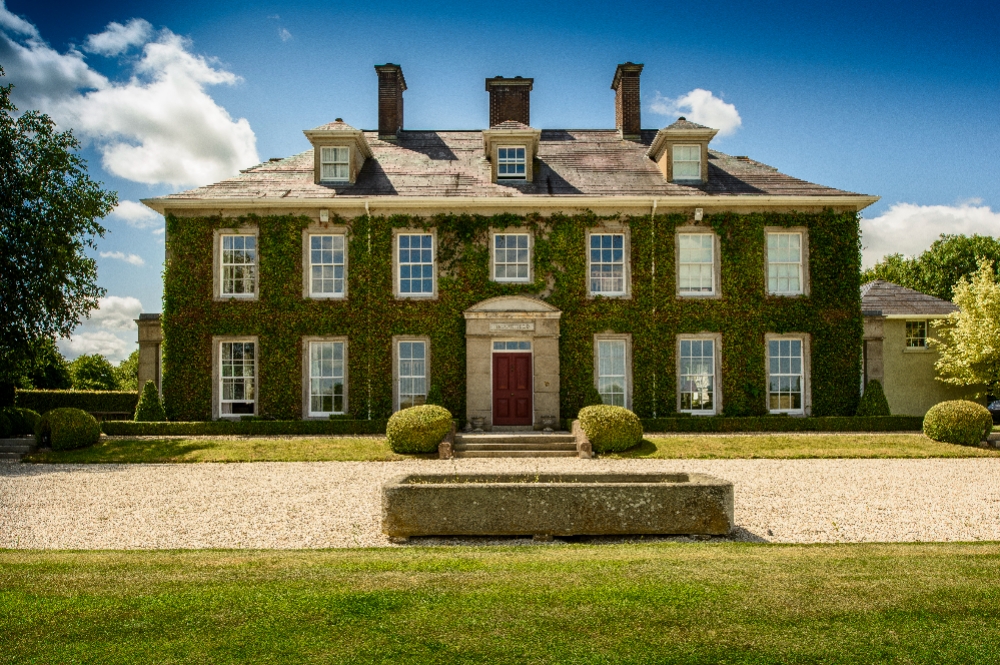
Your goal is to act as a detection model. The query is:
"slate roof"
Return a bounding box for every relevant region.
[665,117,712,130]
[154,128,866,202]
[860,280,958,317]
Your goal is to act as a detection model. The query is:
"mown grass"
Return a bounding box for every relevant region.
[23,436,421,463]
[1,543,999,663]
[613,432,1000,459]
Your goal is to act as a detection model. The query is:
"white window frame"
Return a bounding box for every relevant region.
[308,233,347,298]
[394,337,429,411]
[320,146,350,182]
[394,231,436,299]
[306,340,347,417]
[491,232,532,283]
[767,336,807,415]
[766,231,805,296]
[587,230,629,297]
[217,339,256,418]
[497,146,527,179]
[677,232,716,296]
[672,144,701,182]
[219,233,257,298]
[677,335,720,415]
[905,320,928,349]
[594,334,631,409]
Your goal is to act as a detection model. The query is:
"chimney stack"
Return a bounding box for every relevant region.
[611,62,643,139]
[375,63,406,140]
[485,76,533,127]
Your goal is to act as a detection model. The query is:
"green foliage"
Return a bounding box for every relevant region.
[425,383,444,407]
[35,407,101,450]
[581,384,605,409]
[114,350,139,391]
[162,210,862,421]
[2,407,40,436]
[0,410,10,437]
[0,67,117,383]
[922,400,993,446]
[134,380,167,422]
[386,405,452,454]
[856,380,891,416]
[579,404,644,452]
[931,260,1000,397]
[862,234,1000,301]
[0,337,72,406]
[15,390,139,415]
[639,415,923,432]
[69,354,118,390]
[101,419,388,437]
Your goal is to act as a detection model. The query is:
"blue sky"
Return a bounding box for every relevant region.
[2,0,999,360]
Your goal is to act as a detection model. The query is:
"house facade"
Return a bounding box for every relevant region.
[143,63,877,426]
[861,280,977,415]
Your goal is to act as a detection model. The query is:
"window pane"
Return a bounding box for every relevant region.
[679,338,715,413]
[767,337,804,413]
[398,234,434,295]
[589,234,626,295]
[596,340,627,407]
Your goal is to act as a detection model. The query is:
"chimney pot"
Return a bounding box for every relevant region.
[611,62,644,139]
[375,63,406,140]
[485,76,534,127]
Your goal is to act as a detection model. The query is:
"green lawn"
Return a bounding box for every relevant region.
[1,544,999,663]
[24,435,419,463]
[614,432,1000,459]
[22,432,999,463]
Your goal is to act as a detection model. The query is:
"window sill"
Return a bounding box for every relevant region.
[676,291,720,299]
[767,292,806,298]
[588,292,630,299]
[308,293,347,300]
[216,294,258,301]
[680,411,717,416]
[395,293,437,300]
[903,347,933,354]
[493,278,532,284]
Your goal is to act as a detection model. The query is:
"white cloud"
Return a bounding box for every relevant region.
[649,89,743,137]
[861,202,1000,268]
[100,250,145,266]
[84,296,144,331]
[58,331,130,360]
[109,200,163,230]
[83,18,153,56]
[0,7,259,187]
[0,2,37,38]
[278,28,292,42]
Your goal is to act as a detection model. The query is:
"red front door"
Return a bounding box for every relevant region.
[493,352,532,426]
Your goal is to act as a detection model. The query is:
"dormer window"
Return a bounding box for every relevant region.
[672,145,701,181]
[497,147,526,179]
[320,147,350,182]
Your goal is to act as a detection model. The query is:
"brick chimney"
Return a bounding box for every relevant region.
[485,76,533,127]
[375,63,406,140]
[611,62,643,139]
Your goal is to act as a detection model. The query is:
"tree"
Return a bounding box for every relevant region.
[114,350,139,391]
[21,337,72,390]
[69,354,118,391]
[0,67,117,391]
[930,260,1000,397]
[863,234,1000,301]
[134,380,167,421]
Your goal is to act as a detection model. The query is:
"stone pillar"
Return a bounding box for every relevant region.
[863,315,885,387]
[135,313,163,393]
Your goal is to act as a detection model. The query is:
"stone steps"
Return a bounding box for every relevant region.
[452,432,580,458]
[0,437,36,463]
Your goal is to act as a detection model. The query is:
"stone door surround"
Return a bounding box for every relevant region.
[464,296,561,430]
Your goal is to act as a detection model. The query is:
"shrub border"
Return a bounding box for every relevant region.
[638,416,923,433]
[101,419,388,437]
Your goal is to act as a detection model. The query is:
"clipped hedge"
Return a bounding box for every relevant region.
[923,400,993,446]
[2,407,41,436]
[100,419,389,437]
[856,380,891,417]
[386,405,453,454]
[134,381,167,422]
[637,415,924,433]
[36,408,101,450]
[579,404,644,453]
[15,390,139,417]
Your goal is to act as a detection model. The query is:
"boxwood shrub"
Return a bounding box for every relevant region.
[579,404,644,453]
[101,419,389,436]
[386,405,452,454]
[856,380,891,417]
[2,407,41,436]
[637,415,923,433]
[15,390,138,417]
[134,381,167,422]
[35,408,101,450]
[923,400,993,446]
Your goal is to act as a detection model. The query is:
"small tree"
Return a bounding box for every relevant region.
[69,354,118,391]
[856,379,891,416]
[134,380,166,421]
[931,260,1000,397]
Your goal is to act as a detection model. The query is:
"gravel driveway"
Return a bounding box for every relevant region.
[2,458,999,548]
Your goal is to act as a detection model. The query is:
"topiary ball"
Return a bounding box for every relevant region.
[35,408,101,451]
[134,380,167,422]
[923,400,993,447]
[856,379,891,417]
[2,407,41,436]
[578,404,644,453]
[386,404,453,454]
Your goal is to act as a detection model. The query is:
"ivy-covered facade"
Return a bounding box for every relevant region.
[145,63,877,425]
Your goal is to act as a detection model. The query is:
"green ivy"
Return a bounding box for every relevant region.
[162,209,862,422]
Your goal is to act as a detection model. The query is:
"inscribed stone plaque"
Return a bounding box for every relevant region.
[489,322,535,332]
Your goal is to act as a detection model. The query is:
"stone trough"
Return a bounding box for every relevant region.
[382,472,734,540]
